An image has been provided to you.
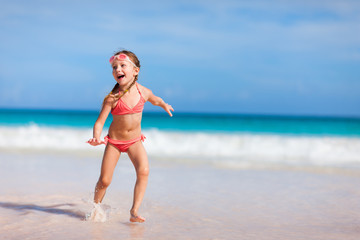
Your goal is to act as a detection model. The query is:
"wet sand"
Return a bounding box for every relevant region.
[1,151,360,240]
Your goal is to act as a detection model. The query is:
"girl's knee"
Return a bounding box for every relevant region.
[136,167,149,177]
[98,176,112,188]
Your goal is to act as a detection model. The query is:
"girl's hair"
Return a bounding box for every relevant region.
[103,50,141,105]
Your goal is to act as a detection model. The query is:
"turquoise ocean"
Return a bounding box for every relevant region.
[1,109,360,168]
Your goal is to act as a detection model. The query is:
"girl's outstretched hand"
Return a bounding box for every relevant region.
[87,138,105,146]
[165,104,174,117]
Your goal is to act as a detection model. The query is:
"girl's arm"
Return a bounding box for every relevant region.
[144,88,174,117]
[87,97,113,146]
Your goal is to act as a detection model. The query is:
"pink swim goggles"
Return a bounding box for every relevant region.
[109,54,137,67]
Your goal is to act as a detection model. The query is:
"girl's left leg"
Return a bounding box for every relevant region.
[127,141,149,223]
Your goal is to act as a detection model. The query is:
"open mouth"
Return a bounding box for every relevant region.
[117,75,125,80]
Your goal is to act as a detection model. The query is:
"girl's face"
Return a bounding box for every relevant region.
[111,59,139,86]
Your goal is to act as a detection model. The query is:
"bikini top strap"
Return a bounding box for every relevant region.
[135,82,143,98]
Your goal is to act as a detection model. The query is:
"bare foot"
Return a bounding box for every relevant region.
[130,213,146,223]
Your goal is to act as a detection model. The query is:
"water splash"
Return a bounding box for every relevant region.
[85,203,111,222]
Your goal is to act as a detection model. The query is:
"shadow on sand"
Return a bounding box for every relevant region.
[0,202,85,220]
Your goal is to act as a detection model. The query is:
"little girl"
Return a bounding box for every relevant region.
[87,50,174,223]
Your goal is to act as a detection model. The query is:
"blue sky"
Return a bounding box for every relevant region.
[0,0,359,116]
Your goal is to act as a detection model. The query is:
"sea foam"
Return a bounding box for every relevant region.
[1,125,360,168]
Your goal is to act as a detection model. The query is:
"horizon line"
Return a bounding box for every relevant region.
[1,107,360,120]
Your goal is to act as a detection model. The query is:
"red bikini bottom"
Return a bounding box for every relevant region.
[104,134,146,152]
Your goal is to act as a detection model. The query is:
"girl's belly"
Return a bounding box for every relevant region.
[108,114,142,140]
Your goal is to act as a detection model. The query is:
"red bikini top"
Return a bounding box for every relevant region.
[111,83,145,115]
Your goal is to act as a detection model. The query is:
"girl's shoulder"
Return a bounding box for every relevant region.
[103,93,118,107]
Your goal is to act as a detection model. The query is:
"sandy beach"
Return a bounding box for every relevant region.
[0,150,359,240]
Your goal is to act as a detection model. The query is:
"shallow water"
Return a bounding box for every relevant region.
[1,152,360,239]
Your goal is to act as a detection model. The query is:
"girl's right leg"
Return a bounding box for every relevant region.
[94,143,121,203]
